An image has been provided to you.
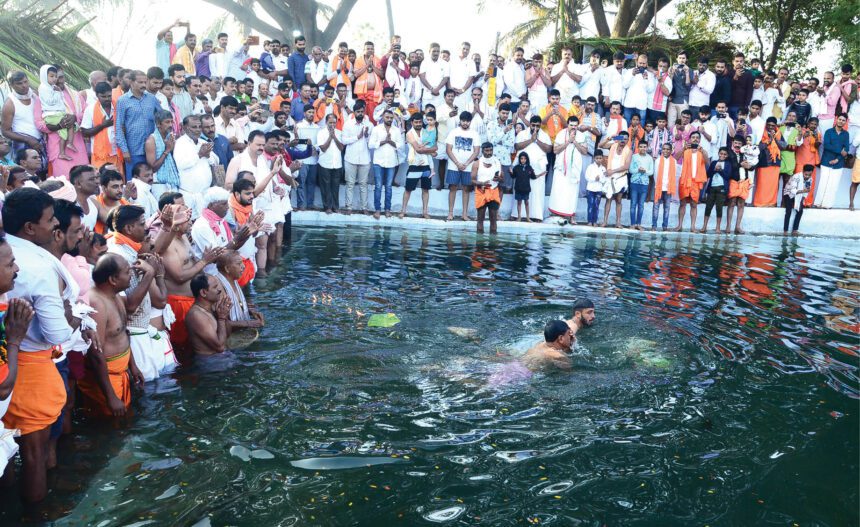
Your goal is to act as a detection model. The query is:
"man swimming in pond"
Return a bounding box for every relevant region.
[521,320,575,372]
[567,298,595,335]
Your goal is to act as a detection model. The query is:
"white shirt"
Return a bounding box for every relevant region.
[81,102,116,154]
[316,127,343,169]
[403,76,423,108]
[503,62,527,101]
[601,66,626,103]
[295,119,319,165]
[578,65,602,101]
[215,116,247,145]
[698,120,719,159]
[226,46,249,80]
[760,87,783,120]
[689,69,716,107]
[190,216,230,274]
[449,55,477,91]
[6,235,72,351]
[749,115,766,143]
[446,127,480,171]
[368,123,403,168]
[551,61,580,102]
[622,68,655,110]
[516,129,550,174]
[173,134,216,194]
[419,58,450,97]
[305,59,330,85]
[690,151,701,181]
[807,91,826,117]
[467,100,489,143]
[585,163,606,192]
[648,72,673,112]
[342,115,373,165]
[130,178,159,218]
[659,156,672,192]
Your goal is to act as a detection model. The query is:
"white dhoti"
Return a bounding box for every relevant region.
[529,175,547,221]
[129,326,170,382]
[813,166,843,208]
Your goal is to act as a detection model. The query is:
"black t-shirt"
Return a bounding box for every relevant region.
[512,164,534,194]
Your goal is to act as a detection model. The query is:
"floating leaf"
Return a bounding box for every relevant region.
[367,313,401,328]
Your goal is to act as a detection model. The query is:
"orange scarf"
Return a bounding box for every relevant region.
[628,125,644,143]
[113,231,142,253]
[654,155,677,202]
[329,55,353,89]
[91,102,124,171]
[228,194,252,226]
[608,143,631,171]
[681,148,708,185]
[761,127,783,162]
[541,103,568,141]
[313,98,343,127]
[94,195,129,234]
[354,55,383,103]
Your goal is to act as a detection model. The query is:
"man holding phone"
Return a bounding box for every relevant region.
[667,51,692,126]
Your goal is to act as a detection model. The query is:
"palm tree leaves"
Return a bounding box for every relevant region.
[0,1,112,89]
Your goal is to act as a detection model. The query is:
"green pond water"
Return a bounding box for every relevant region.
[3,226,858,526]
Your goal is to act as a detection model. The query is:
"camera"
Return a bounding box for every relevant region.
[717,112,727,119]
[738,118,746,125]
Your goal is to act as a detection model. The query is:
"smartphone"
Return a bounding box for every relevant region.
[247,35,260,45]
[624,53,636,61]
[613,135,623,141]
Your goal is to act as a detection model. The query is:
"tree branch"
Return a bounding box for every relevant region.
[768,0,799,70]
[320,0,359,48]
[588,0,611,36]
[629,0,673,35]
[200,0,283,38]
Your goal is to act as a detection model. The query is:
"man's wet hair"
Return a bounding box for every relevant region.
[572,298,594,314]
[544,320,570,343]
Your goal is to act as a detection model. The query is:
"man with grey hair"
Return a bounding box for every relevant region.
[81,70,107,107]
[195,38,215,78]
[305,46,331,88]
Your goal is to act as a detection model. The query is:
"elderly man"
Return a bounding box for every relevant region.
[173,115,219,218]
[1,72,44,168]
[185,273,232,356]
[190,186,255,278]
[117,70,162,177]
[214,250,264,332]
[80,82,121,171]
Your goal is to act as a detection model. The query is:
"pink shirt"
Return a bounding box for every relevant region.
[60,253,92,305]
[34,88,88,179]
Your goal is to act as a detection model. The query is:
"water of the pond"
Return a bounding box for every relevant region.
[6,226,858,526]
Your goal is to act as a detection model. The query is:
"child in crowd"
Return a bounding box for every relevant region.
[751,76,765,104]
[512,152,534,221]
[38,65,77,161]
[739,135,760,182]
[422,112,438,180]
[782,164,813,235]
[736,107,752,139]
[584,150,606,226]
[568,95,583,120]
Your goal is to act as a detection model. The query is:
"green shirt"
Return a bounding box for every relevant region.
[779,125,799,174]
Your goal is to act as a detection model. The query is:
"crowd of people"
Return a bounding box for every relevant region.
[0,20,856,506]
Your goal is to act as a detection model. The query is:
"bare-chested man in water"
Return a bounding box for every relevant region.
[79,254,144,417]
[185,273,232,356]
[521,320,575,372]
[566,298,596,336]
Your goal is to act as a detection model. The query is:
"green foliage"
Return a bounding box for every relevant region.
[551,33,736,64]
[0,1,113,88]
[815,0,860,68]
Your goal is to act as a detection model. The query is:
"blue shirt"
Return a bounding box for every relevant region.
[204,133,234,168]
[288,52,309,85]
[291,97,311,123]
[821,128,849,170]
[116,91,161,156]
[629,154,654,185]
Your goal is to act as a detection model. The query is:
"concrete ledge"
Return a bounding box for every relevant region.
[292,186,860,238]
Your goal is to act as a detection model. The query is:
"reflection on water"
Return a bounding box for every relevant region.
[4,227,858,526]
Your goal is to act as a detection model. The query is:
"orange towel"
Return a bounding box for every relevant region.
[475,186,501,209]
[167,294,195,348]
[77,348,131,417]
[678,149,708,202]
[239,257,255,287]
[728,179,751,200]
[2,349,67,435]
[752,165,780,207]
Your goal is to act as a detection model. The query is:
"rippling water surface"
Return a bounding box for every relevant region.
[7,226,859,526]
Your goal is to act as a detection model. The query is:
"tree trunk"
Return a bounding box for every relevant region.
[588,0,611,36]
[611,0,647,36]
[384,0,395,41]
[628,0,673,35]
[766,0,799,70]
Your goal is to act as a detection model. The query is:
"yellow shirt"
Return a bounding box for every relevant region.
[172,45,198,75]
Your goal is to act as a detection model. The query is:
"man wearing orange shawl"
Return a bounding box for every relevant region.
[353,42,383,124]
[752,117,787,207]
[80,82,124,174]
[538,89,568,143]
[795,117,822,207]
[674,130,709,232]
[329,42,353,90]
[652,143,677,230]
[93,169,130,234]
[313,84,343,126]
[79,254,143,418]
